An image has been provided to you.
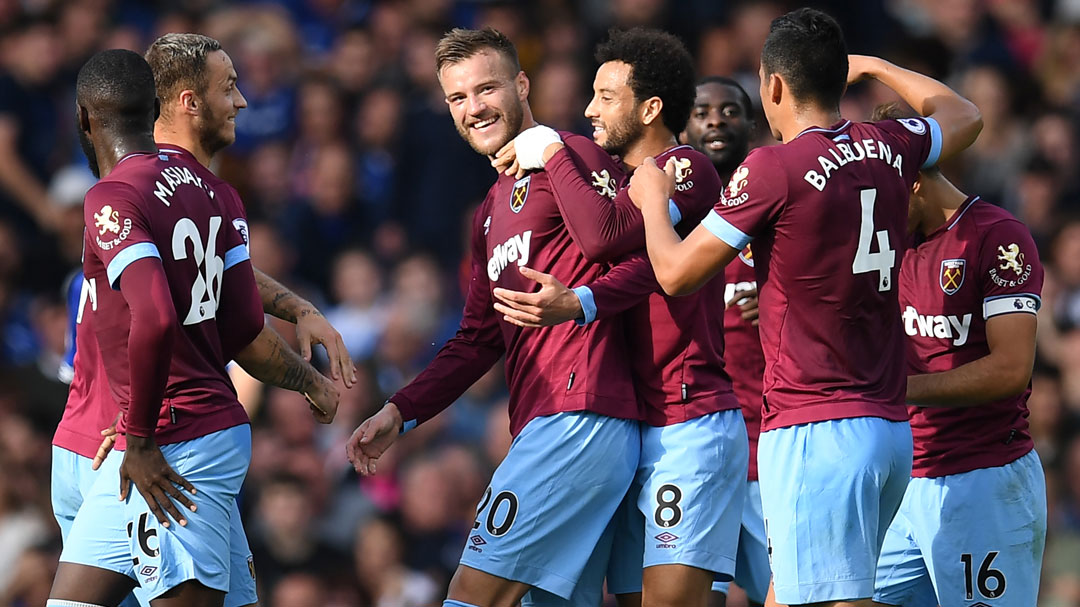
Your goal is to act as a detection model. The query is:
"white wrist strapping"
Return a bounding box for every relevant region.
[514,124,563,170]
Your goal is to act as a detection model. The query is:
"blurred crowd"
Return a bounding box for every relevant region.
[1,0,1079,605]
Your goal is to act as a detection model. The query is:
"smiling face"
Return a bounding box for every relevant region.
[584,60,643,157]
[195,49,247,156]
[440,50,526,156]
[683,81,752,175]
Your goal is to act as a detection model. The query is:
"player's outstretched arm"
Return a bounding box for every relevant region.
[234,325,340,423]
[908,313,1037,407]
[848,55,982,162]
[346,402,403,476]
[629,157,738,295]
[253,268,356,388]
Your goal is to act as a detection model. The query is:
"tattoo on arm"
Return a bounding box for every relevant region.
[237,326,318,392]
[254,268,320,323]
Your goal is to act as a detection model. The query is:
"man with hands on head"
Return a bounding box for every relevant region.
[870,103,1046,607]
[628,9,981,607]
[491,28,747,607]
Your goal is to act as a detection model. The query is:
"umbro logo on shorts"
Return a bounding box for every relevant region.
[470,535,487,546]
[654,532,679,543]
[969,603,991,607]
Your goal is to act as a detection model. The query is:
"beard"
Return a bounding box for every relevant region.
[196,102,233,158]
[457,99,525,156]
[78,126,100,179]
[598,112,644,158]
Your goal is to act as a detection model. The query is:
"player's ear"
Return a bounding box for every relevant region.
[77,104,91,133]
[179,89,198,116]
[153,97,161,122]
[641,96,663,127]
[516,71,529,101]
[769,73,784,107]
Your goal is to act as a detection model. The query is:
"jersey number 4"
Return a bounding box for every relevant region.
[852,188,896,292]
[172,216,224,326]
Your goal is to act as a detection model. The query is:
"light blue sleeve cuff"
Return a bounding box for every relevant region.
[106,242,161,289]
[667,199,682,226]
[224,243,251,271]
[922,116,943,169]
[401,419,417,434]
[701,210,753,251]
[572,285,597,326]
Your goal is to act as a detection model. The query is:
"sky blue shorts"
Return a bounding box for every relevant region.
[461,411,639,599]
[58,426,255,604]
[759,417,913,604]
[606,409,748,594]
[874,449,1046,607]
[711,480,770,605]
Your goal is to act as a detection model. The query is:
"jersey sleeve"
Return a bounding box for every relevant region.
[221,186,251,270]
[573,252,658,324]
[977,219,1043,320]
[664,149,723,226]
[545,134,639,262]
[83,181,160,289]
[391,201,506,430]
[872,117,944,180]
[701,147,787,251]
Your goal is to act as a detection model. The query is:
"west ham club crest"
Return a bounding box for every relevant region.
[510,176,530,213]
[940,258,965,295]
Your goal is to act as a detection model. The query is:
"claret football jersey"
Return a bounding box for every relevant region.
[65,149,253,448]
[900,196,1041,477]
[702,117,942,431]
[392,133,640,436]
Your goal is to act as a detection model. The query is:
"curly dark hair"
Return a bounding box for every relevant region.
[595,27,696,136]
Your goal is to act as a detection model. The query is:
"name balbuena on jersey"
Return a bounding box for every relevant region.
[900,197,1042,477]
[71,151,251,447]
[392,133,639,436]
[723,247,765,481]
[702,118,941,431]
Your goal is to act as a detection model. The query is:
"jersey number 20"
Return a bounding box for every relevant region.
[172,216,224,325]
[852,188,896,291]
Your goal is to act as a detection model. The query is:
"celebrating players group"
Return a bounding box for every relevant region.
[48,6,1045,607]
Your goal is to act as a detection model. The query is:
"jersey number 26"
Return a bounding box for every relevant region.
[172,216,224,326]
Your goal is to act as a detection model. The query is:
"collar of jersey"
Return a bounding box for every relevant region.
[155,144,198,163]
[925,195,980,241]
[794,119,852,140]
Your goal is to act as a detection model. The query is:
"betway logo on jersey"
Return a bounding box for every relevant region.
[804,138,905,192]
[902,306,972,346]
[487,231,532,281]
